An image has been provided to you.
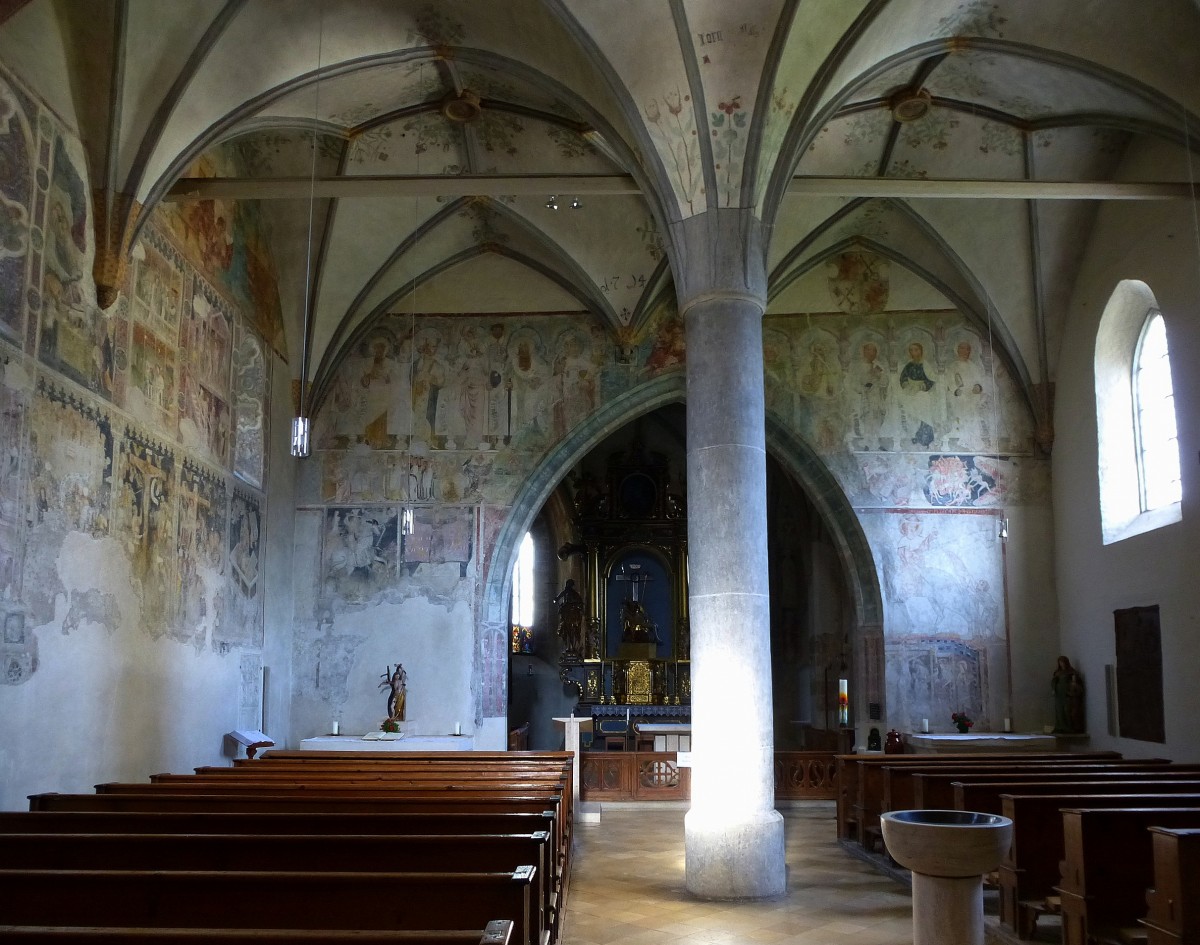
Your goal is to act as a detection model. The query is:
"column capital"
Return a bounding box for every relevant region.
[668,208,768,315]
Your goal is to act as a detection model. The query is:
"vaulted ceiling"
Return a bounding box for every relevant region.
[3,0,1198,431]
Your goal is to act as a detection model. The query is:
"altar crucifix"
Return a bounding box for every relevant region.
[615,564,659,645]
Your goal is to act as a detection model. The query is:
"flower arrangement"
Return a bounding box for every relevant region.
[951,712,974,733]
[380,718,400,733]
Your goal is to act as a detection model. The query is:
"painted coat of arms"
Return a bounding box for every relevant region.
[827,251,889,315]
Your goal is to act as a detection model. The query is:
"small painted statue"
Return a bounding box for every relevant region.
[380,663,407,722]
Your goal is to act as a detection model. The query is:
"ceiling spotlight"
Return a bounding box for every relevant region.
[546,196,559,210]
[570,196,582,210]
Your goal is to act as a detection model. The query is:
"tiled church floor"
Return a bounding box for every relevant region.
[561,803,917,945]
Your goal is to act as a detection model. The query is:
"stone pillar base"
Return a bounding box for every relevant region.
[684,807,786,899]
[912,873,984,945]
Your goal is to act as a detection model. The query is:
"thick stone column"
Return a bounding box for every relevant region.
[675,210,784,899]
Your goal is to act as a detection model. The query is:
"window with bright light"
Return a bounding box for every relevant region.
[510,532,535,653]
[1095,282,1183,544]
[1133,312,1182,512]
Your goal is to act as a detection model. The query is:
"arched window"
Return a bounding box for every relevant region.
[510,532,535,653]
[1132,311,1181,512]
[1095,282,1183,544]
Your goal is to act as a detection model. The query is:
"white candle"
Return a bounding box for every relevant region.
[331,721,339,736]
[1004,718,1012,732]
[921,718,929,733]
[454,721,461,735]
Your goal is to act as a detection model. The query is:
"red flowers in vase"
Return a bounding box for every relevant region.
[951,712,974,733]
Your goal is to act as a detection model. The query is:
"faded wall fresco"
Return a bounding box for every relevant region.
[0,58,274,725]
[158,147,286,359]
[302,281,1046,736]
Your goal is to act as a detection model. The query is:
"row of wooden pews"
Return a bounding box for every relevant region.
[837,750,1200,944]
[0,749,574,945]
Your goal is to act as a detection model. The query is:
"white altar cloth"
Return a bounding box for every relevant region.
[299,735,474,752]
[906,732,1057,754]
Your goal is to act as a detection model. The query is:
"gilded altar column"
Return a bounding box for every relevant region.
[674,209,784,898]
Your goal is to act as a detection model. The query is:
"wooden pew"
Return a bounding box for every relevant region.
[0,926,513,945]
[956,778,1200,816]
[1057,807,1200,945]
[887,758,1176,811]
[0,810,557,837]
[841,752,1123,844]
[0,869,536,945]
[908,762,1200,811]
[1,810,566,944]
[1142,827,1200,945]
[0,832,553,945]
[996,793,1200,938]
[28,793,569,886]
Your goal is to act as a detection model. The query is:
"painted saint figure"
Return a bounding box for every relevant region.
[846,340,888,449]
[894,341,940,449]
[947,339,990,448]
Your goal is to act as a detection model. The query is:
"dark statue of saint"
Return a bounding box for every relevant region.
[1052,655,1085,733]
[553,579,586,656]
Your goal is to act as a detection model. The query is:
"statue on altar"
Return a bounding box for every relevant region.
[620,597,658,644]
[380,663,407,722]
[553,579,586,657]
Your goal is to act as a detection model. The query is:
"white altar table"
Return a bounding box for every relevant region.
[633,722,692,752]
[299,734,474,752]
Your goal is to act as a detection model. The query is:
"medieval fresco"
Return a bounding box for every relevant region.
[764,315,1032,458]
[38,133,112,394]
[178,278,232,466]
[115,428,177,636]
[0,344,26,594]
[176,461,227,647]
[289,248,1049,737]
[225,489,264,650]
[231,327,267,488]
[321,507,401,607]
[160,148,286,359]
[861,509,1007,732]
[23,380,114,625]
[0,73,35,346]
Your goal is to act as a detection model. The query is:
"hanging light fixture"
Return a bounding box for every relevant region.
[291,1,324,458]
[545,195,559,210]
